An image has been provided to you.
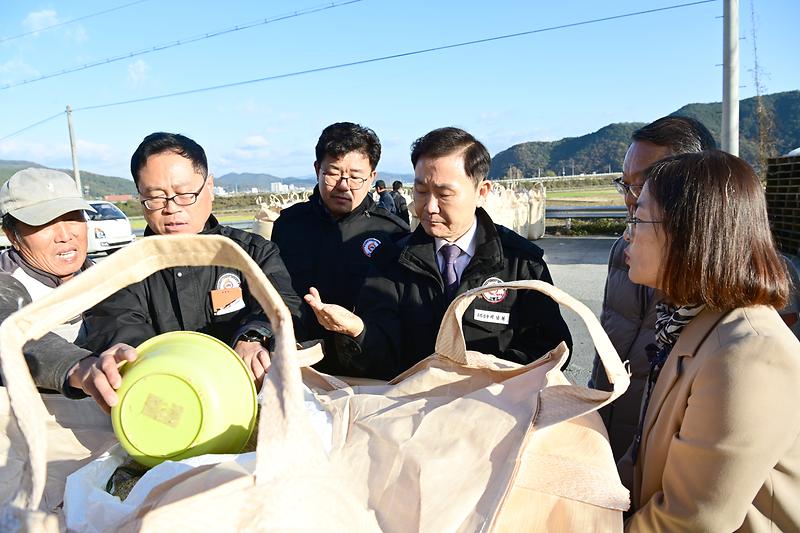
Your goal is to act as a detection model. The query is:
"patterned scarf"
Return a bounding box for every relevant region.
[650,302,706,368]
[632,301,704,465]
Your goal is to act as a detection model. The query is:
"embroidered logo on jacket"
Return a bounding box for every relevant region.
[216,272,241,290]
[481,277,508,303]
[361,237,381,257]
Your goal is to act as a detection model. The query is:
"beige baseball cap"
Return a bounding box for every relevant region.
[0,168,95,226]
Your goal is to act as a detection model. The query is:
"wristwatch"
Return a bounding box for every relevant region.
[237,330,270,346]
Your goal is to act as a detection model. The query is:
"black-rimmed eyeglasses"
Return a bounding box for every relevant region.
[613,176,644,199]
[625,216,663,237]
[322,172,368,190]
[140,175,209,211]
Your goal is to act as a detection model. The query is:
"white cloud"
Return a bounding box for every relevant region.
[0,139,70,166]
[22,10,59,34]
[65,25,88,43]
[0,58,39,82]
[222,134,272,162]
[241,135,269,149]
[230,148,269,161]
[127,59,149,86]
[0,139,123,176]
[75,140,115,162]
[239,99,263,114]
[215,135,316,175]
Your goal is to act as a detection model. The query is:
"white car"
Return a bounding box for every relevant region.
[86,201,136,255]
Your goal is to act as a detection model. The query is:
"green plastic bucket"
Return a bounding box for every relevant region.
[110,331,258,467]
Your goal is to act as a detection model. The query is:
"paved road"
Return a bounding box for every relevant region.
[535,236,617,384]
[106,229,618,385]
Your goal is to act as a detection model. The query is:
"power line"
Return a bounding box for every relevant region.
[1,1,365,91]
[0,112,64,142]
[1,0,718,141]
[75,0,718,112]
[0,0,152,44]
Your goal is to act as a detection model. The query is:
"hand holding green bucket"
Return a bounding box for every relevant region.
[110,331,258,467]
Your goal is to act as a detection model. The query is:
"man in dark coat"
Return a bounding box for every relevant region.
[306,127,572,379]
[78,132,303,410]
[271,122,409,375]
[374,179,397,214]
[390,180,410,224]
[588,116,717,460]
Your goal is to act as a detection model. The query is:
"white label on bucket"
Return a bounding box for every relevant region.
[474,309,510,325]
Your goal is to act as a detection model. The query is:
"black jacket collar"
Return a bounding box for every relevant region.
[309,185,376,224]
[143,214,221,237]
[399,207,503,281]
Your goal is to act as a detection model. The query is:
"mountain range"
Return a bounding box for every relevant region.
[0,160,137,197]
[2,90,797,195]
[489,90,800,179]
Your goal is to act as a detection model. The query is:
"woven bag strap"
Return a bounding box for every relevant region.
[434,279,629,427]
[0,234,317,510]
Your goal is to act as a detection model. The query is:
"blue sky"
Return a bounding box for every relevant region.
[1,0,797,181]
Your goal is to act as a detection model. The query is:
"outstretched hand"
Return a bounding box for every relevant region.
[304,287,364,338]
[68,343,138,414]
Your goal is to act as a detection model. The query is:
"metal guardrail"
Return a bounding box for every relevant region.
[492,172,622,185]
[545,205,627,231]
[545,205,627,219]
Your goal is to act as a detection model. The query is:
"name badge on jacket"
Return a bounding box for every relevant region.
[211,288,245,315]
[474,309,510,325]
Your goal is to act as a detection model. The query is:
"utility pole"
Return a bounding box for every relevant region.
[721,0,739,155]
[66,105,83,197]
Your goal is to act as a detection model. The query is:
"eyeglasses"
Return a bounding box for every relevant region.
[626,216,663,237]
[613,177,644,199]
[140,175,209,211]
[322,172,368,190]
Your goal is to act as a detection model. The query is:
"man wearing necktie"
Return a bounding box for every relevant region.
[306,127,572,379]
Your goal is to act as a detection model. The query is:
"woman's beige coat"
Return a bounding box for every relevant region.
[620,305,800,532]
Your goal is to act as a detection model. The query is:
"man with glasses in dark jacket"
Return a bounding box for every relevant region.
[271,122,409,375]
[77,132,304,411]
[589,116,716,460]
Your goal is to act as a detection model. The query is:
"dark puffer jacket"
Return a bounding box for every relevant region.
[271,187,409,375]
[589,236,659,460]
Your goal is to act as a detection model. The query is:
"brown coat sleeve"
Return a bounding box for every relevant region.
[626,332,800,532]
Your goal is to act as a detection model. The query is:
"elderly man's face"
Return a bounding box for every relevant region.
[137,151,214,235]
[5,211,88,282]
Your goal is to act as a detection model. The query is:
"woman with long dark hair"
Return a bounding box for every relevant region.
[620,150,800,531]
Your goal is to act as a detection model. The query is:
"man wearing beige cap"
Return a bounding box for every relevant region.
[0,167,97,395]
